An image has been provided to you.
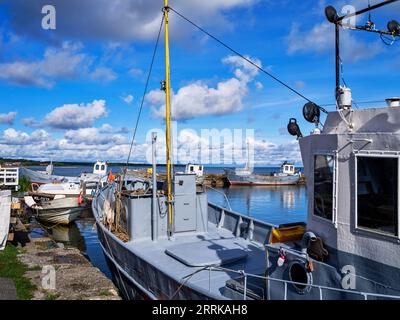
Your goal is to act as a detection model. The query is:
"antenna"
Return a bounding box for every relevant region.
[325,0,400,108]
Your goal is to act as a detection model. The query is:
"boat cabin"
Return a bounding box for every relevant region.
[93,161,107,175]
[263,102,400,299]
[185,163,204,178]
[301,105,400,257]
[281,162,296,175]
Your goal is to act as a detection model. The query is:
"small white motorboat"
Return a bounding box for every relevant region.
[24,195,86,225]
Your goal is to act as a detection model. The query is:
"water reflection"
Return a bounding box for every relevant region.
[47,222,85,251]
[207,185,307,226]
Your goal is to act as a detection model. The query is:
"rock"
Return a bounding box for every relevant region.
[0,278,17,300]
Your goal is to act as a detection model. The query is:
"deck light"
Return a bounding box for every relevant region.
[303,102,320,124]
[287,118,303,138]
[325,5,339,23]
[388,20,400,35]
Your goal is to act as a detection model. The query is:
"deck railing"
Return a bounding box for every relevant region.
[205,265,400,300]
[0,167,19,189]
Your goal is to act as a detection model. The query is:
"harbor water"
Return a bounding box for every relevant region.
[30,166,307,280]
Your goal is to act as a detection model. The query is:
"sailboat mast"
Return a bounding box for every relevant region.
[163,0,174,238]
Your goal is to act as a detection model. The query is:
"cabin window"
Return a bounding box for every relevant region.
[101,165,105,171]
[190,166,194,172]
[356,157,398,237]
[95,165,99,170]
[313,155,334,220]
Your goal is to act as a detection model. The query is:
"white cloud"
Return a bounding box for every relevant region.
[148,55,261,120]
[0,41,117,88]
[286,22,383,62]
[0,112,17,125]
[64,127,126,145]
[0,125,301,165]
[99,123,129,134]
[128,68,143,78]
[9,0,258,42]
[122,94,134,104]
[255,81,263,90]
[90,67,117,82]
[295,80,305,89]
[0,42,89,88]
[0,128,49,145]
[43,99,108,129]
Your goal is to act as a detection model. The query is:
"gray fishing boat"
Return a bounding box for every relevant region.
[92,1,400,300]
[225,161,301,186]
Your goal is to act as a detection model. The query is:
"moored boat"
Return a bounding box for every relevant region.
[225,161,301,186]
[24,195,86,225]
[92,1,400,300]
[20,166,78,185]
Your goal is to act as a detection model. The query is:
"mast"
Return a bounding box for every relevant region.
[163,0,174,238]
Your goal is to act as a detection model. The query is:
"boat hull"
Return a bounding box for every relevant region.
[94,218,219,300]
[35,207,83,224]
[33,197,85,225]
[226,171,301,186]
[20,167,77,184]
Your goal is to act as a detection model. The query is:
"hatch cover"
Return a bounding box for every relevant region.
[165,239,248,267]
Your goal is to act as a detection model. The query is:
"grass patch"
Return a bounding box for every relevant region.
[0,244,36,299]
[99,289,112,297]
[45,292,60,300]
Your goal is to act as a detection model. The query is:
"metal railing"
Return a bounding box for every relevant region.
[205,185,232,211]
[0,167,19,187]
[204,265,400,300]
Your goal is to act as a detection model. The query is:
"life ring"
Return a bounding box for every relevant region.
[287,260,313,295]
[30,183,39,192]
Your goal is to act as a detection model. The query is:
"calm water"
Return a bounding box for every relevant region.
[28,165,307,279]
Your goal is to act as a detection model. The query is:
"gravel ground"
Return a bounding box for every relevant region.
[18,236,121,300]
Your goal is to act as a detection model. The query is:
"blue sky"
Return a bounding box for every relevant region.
[0,0,399,165]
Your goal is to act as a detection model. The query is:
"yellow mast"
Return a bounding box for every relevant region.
[163,0,173,237]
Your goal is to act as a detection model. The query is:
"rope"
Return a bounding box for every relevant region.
[126,14,165,166]
[168,6,316,105]
[169,266,210,299]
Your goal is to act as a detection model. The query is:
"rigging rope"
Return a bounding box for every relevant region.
[168,6,317,105]
[126,14,165,165]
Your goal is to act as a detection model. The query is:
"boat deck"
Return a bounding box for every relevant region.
[125,222,266,299]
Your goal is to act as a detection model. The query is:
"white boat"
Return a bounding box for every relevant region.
[24,195,86,225]
[0,190,11,250]
[21,160,109,186]
[28,161,110,199]
[33,181,82,196]
[184,163,204,185]
[20,166,77,184]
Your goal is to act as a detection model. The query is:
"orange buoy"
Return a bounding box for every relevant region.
[108,170,115,183]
